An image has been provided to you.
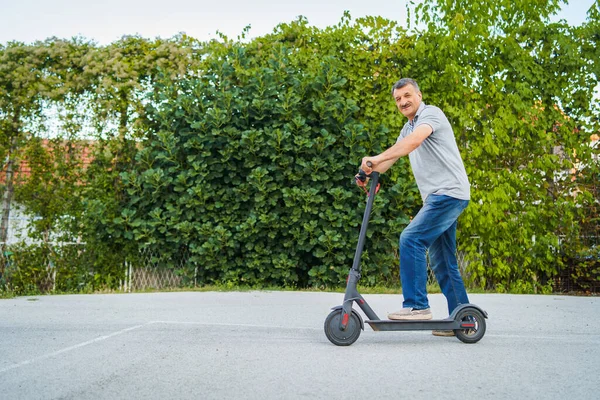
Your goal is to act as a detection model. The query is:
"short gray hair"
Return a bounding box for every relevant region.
[391,78,420,95]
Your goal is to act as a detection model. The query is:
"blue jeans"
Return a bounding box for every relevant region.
[399,194,470,314]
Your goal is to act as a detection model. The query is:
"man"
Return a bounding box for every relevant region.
[359,78,470,335]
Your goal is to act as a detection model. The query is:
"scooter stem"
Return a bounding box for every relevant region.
[350,171,380,274]
[340,171,382,327]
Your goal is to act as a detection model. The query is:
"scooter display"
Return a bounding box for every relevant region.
[324,166,487,346]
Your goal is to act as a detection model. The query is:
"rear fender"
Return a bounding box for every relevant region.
[449,304,488,320]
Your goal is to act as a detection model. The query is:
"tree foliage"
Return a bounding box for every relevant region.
[408,0,600,291]
[1,0,598,294]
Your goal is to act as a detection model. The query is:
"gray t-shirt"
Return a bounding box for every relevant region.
[397,102,470,201]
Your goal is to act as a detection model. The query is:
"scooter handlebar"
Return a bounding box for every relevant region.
[354,161,379,182]
[356,162,374,183]
[355,169,369,183]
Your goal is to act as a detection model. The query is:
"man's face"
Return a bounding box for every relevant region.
[393,85,422,120]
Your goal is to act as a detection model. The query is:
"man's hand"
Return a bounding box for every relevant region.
[354,172,369,188]
[361,156,379,174]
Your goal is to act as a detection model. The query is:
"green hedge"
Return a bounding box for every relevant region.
[120,14,598,291]
[0,243,127,294]
[121,20,419,288]
[2,3,598,295]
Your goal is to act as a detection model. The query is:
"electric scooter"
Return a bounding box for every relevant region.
[324,166,487,346]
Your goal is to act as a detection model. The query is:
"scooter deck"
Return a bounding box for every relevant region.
[365,318,468,332]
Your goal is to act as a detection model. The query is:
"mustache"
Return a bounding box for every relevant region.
[400,103,412,109]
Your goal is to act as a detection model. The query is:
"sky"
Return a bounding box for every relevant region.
[0,0,596,45]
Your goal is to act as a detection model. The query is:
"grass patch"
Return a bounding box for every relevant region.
[111,282,440,295]
[0,290,17,299]
[0,281,498,298]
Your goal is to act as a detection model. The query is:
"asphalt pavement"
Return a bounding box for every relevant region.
[1,291,599,399]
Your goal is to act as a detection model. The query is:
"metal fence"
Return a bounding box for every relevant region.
[122,247,191,292]
[0,244,195,294]
[0,243,470,293]
[0,242,597,294]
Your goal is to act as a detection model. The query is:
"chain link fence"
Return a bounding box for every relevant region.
[554,235,600,293]
[0,244,197,294]
[0,242,472,293]
[122,247,193,291]
[0,240,597,295]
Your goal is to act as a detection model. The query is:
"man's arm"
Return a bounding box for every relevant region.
[361,124,433,173]
[373,157,399,174]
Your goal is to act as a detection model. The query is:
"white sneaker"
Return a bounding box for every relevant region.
[388,308,432,320]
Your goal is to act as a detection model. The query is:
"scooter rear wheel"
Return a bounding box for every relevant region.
[454,308,486,344]
[324,309,361,346]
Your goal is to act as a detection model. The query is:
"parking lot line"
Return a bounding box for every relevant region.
[0,322,151,374]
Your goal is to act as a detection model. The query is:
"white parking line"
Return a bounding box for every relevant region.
[0,321,321,374]
[486,333,600,342]
[151,320,320,330]
[0,322,151,374]
[4,320,594,375]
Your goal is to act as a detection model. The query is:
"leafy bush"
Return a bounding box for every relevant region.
[2,2,598,294]
[0,243,128,295]
[121,19,418,288]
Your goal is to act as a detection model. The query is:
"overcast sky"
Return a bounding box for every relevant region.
[0,0,596,45]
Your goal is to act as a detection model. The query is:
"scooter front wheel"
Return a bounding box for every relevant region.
[324,309,362,346]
